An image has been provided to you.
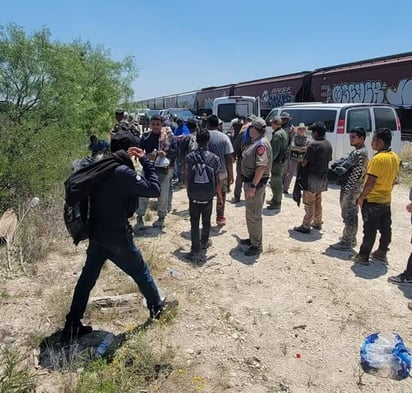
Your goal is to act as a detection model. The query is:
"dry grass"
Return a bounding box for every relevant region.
[0,193,203,393]
[399,142,412,186]
[1,193,68,274]
[45,287,73,326]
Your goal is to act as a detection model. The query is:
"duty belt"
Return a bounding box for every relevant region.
[241,176,269,187]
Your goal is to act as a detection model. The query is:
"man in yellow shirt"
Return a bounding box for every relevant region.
[354,128,400,265]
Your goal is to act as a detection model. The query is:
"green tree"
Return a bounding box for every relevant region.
[0,23,138,210]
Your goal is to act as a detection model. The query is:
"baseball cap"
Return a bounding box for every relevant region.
[251,117,266,132]
[280,112,292,120]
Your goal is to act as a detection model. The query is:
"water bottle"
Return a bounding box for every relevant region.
[167,268,184,279]
[360,332,411,379]
[94,333,115,359]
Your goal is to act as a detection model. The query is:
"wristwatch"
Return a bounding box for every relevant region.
[250,183,257,189]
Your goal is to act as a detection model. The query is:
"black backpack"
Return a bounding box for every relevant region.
[187,150,216,202]
[64,150,134,245]
[64,198,91,246]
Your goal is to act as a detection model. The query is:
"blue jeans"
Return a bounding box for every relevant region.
[137,168,173,219]
[66,230,162,322]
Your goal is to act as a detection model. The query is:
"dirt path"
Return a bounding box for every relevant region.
[1,180,412,392]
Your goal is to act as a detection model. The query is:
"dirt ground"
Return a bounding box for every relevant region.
[1,174,412,392]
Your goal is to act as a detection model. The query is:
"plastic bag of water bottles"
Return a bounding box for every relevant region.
[360,332,411,379]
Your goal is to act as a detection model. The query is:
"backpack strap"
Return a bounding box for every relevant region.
[192,149,202,166]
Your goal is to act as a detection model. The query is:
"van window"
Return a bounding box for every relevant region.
[374,107,397,130]
[265,109,281,124]
[347,108,371,133]
[217,104,236,122]
[286,109,337,133]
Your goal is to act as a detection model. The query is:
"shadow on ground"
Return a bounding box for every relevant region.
[172,246,217,268]
[133,225,166,238]
[288,229,322,242]
[179,226,227,242]
[350,259,388,279]
[228,234,260,265]
[38,329,126,370]
[323,246,356,261]
[38,319,159,371]
[397,284,412,300]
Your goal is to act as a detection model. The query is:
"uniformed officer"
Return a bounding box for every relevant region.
[239,117,273,256]
[267,116,288,211]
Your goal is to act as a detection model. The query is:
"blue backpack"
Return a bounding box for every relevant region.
[187,150,216,202]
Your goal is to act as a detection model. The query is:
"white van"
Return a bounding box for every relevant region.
[265,103,402,163]
[213,96,260,135]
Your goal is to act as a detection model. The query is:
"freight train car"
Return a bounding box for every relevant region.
[196,84,235,115]
[311,52,412,132]
[164,94,178,109]
[135,51,412,137]
[176,90,197,112]
[233,71,313,118]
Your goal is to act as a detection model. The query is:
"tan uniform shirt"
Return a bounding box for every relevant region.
[241,136,272,181]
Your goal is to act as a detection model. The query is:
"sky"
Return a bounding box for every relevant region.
[1,0,412,101]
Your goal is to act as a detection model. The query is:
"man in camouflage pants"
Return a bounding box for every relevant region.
[330,127,368,250]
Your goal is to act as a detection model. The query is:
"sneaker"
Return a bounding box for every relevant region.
[311,223,322,230]
[194,253,206,266]
[216,216,227,226]
[133,216,144,233]
[283,190,289,195]
[388,273,412,285]
[293,225,311,234]
[61,321,92,341]
[152,218,165,228]
[244,246,262,256]
[239,238,252,246]
[231,197,240,203]
[371,249,388,263]
[201,239,213,249]
[183,251,200,262]
[353,253,370,265]
[267,203,281,211]
[330,241,352,251]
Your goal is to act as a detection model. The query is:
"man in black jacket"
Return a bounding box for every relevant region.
[62,134,167,341]
[293,121,332,234]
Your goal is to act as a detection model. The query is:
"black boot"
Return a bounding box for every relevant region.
[61,320,92,341]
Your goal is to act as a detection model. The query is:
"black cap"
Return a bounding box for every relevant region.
[110,129,140,152]
[115,108,124,115]
[280,112,292,120]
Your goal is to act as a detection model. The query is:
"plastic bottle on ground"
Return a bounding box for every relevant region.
[360,332,411,379]
[94,333,115,359]
[166,268,184,279]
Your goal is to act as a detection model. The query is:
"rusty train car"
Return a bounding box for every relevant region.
[136,52,412,134]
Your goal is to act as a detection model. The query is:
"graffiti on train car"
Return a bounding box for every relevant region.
[323,78,412,107]
[261,86,294,109]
